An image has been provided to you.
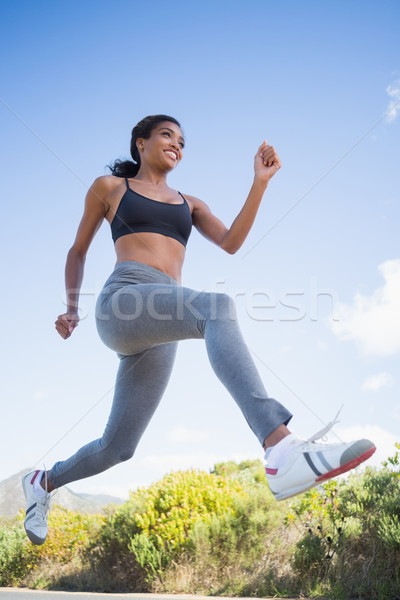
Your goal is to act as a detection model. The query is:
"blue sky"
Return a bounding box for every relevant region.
[1,0,399,499]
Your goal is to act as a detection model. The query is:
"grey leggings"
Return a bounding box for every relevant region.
[49,261,292,489]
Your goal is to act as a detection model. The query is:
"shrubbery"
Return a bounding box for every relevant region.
[0,507,103,587]
[284,450,400,598]
[88,467,270,589]
[1,451,400,599]
[0,524,33,585]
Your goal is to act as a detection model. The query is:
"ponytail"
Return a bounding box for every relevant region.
[108,158,140,178]
[108,114,182,178]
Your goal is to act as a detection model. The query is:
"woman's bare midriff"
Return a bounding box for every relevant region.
[114,232,186,283]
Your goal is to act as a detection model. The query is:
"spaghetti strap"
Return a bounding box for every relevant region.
[125,177,131,190]
[178,191,187,204]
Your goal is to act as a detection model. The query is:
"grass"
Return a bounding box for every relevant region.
[1,452,400,599]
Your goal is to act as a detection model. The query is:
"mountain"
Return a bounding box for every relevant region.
[0,469,125,517]
[78,493,125,507]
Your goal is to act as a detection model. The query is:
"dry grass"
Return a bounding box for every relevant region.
[149,521,302,597]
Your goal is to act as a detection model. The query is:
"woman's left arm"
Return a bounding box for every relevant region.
[191,141,281,254]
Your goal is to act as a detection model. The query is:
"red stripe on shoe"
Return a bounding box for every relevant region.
[316,446,376,483]
[265,467,278,475]
[30,470,40,485]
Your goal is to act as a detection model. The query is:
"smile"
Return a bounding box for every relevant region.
[164,150,178,160]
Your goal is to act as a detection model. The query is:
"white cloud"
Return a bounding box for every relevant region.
[362,372,394,392]
[331,259,400,356]
[386,80,400,122]
[335,425,398,470]
[167,426,209,443]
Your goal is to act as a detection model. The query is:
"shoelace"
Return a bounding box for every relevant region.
[307,405,343,443]
[35,467,55,525]
[36,493,51,525]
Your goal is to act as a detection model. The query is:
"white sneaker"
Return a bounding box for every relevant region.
[265,427,376,501]
[22,470,51,545]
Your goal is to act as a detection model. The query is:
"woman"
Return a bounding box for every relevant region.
[23,115,375,545]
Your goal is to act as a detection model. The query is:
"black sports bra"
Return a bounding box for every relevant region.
[110,178,192,248]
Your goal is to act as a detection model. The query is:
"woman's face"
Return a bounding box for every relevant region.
[138,121,185,170]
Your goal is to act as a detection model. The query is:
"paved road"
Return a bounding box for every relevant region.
[0,591,220,600]
[0,590,292,600]
[0,592,222,600]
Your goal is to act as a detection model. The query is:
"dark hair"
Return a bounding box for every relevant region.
[108,114,182,178]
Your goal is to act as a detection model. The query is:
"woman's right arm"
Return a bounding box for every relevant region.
[55,177,112,339]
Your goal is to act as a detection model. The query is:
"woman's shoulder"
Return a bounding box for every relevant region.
[180,193,209,213]
[90,174,124,194]
[177,192,197,213]
[180,192,201,204]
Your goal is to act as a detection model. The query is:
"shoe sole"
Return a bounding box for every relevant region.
[273,445,376,501]
[316,445,376,482]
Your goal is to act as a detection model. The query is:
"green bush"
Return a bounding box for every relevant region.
[284,449,400,599]
[30,506,104,564]
[2,450,400,598]
[0,507,103,588]
[212,458,267,485]
[0,524,35,585]
[286,479,345,579]
[189,483,275,562]
[377,514,400,551]
[89,469,248,584]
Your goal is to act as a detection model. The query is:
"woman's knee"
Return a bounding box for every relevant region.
[101,440,136,467]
